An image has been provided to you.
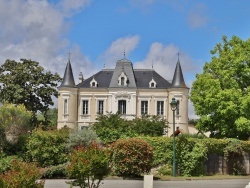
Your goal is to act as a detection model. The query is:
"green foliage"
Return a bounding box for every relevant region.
[92,113,136,143]
[67,128,100,150]
[0,104,32,144]
[140,137,173,167]
[92,113,167,143]
[37,108,58,127]
[0,59,61,126]
[41,163,68,178]
[132,115,168,136]
[3,133,30,157]
[157,164,172,176]
[190,36,250,139]
[110,138,153,177]
[0,155,20,173]
[26,128,69,167]
[0,160,45,188]
[224,139,245,175]
[176,136,208,176]
[67,142,109,188]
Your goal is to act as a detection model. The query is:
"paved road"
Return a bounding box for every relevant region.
[44,179,250,188]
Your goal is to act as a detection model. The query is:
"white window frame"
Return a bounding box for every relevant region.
[141,101,148,115]
[82,100,89,115]
[156,100,164,116]
[149,78,157,88]
[62,93,70,120]
[97,100,104,114]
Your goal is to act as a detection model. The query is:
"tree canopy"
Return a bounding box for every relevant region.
[190,36,250,139]
[0,59,61,125]
[92,113,167,143]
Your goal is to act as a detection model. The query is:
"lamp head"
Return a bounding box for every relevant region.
[170,98,177,111]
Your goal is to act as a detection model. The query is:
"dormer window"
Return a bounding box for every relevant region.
[90,77,98,87]
[118,71,128,86]
[121,77,125,86]
[149,78,157,88]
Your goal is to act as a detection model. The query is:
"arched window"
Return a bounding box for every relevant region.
[121,77,125,86]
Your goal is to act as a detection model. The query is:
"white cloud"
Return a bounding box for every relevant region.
[134,42,198,119]
[58,0,91,16]
[0,0,90,77]
[101,35,140,68]
[134,42,194,81]
[187,3,208,29]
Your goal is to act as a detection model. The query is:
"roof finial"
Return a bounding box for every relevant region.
[177,52,180,61]
[151,59,154,79]
[124,46,126,58]
[68,51,71,61]
[103,63,106,69]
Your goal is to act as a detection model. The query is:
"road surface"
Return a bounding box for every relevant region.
[44,179,250,188]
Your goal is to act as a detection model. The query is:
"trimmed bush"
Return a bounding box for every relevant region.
[0,160,44,188]
[110,138,153,177]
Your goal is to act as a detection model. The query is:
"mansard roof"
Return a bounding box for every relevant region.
[77,69,171,89]
[59,60,76,88]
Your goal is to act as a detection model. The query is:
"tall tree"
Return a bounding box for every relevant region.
[0,59,61,125]
[190,36,250,139]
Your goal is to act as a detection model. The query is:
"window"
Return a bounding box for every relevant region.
[157,101,164,115]
[151,83,154,87]
[176,100,180,116]
[92,82,95,87]
[63,99,68,114]
[82,100,88,115]
[141,101,148,115]
[121,77,125,86]
[118,100,126,114]
[98,100,104,114]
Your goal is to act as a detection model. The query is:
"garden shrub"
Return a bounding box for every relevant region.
[0,155,20,173]
[140,137,172,167]
[67,142,109,188]
[26,128,69,167]
[67,128,100,150]
[41,163,68,178]
[224,139,245,175]
[157,164,172,176]
[0,160,44,188]
[110,138,153,177]
[176,136,208,176]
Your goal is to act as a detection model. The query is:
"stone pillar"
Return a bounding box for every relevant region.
[144,175,153,188]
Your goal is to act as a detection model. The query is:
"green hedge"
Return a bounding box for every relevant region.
[140,136,250,176]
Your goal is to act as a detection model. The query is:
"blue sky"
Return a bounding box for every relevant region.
[0,0,250,118]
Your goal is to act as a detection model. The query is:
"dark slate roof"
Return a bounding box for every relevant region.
[134,70,171,88]
[77,70,113,88]
[59,60,75,88]
[77,69,171,89]
[109,58,137,88]
[171,59,187,88]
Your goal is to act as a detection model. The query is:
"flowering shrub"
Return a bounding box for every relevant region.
[110,138,153,177]
[67,142,109,188]
[0,160,44,188]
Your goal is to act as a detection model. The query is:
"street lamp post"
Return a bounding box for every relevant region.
[170,97,177,177]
